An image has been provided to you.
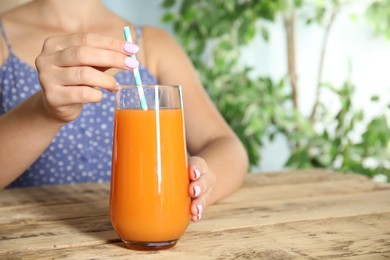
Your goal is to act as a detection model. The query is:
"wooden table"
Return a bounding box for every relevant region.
[1,169,390,259]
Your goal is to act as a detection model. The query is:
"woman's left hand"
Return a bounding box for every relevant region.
[188,156,216,222]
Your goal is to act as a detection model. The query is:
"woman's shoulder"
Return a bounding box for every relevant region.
[141,25,171,37]
[140,25,177,47]
[135,25,182,77]
[141,25,184,57]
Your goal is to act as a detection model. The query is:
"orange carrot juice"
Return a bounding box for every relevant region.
[110,108,190,244]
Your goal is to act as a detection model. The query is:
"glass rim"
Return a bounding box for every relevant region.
[115,84,181,91]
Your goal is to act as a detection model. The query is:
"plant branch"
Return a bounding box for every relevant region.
[284,8,299,109]
[310,7,340,123]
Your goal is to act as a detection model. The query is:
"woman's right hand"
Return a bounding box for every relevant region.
[35,32,140,124]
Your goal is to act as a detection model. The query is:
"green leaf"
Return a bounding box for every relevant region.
[294,0,303,7]
[161,13,176,23]
[285,148,310,168]
[162,0,176,8]
[366,0,390,39]
[260,26,270,41]
[356,110,364,121]
[371,95,380,102]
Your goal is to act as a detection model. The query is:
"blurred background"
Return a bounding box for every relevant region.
[1,0,389,181]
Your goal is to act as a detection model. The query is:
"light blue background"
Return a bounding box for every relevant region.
[103,0,172,31]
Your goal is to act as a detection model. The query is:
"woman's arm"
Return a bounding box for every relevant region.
[0,93,64,189]
[0,33,140,189]
[0,35,63,188]
[144,27,249,219]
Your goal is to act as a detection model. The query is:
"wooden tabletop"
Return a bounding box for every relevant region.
[1,169,390,259]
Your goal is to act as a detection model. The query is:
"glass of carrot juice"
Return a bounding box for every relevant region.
[110,85,190,250]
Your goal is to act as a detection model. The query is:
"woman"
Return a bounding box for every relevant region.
[0,0,248,222]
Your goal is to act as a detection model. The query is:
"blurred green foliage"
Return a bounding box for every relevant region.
[162,0,390,181]
[366,0,390,39]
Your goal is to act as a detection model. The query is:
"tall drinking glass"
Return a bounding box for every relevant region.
[110,85,190,250]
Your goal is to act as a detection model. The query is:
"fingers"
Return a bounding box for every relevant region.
[54,45,139,70]
[188,156,216,222]
[47,85,104,107]
[36,32,139,90]
[37,32,140,90]
[191,200,204,222]
[56,66,117,91]
[189,156,206,181]
[35,32,140,123]
[42,32,137,55]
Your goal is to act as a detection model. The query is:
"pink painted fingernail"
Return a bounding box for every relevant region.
[193,185,201,197]
[124,57,139,68]
[194,168,201,180]
[123,43,139,53]
[197,204,203,215]
[197,214,202,221]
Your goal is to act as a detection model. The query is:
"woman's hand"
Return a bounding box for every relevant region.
[188,156,217,222]
[35,32,140,124]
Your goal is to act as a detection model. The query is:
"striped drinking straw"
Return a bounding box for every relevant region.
[123,26,148,110]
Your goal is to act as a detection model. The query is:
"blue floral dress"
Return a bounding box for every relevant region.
[0,22,158,187]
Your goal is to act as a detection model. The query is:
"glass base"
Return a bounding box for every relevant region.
[123,239,177,251]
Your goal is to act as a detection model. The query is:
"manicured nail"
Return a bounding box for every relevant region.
[124,57,139,68]
[193,168,201,180]
[197,214,202,221]
[196,204,203,215]
[193,185,201,197]
[123,43,139,53]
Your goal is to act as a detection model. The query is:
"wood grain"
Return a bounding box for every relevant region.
[1,170,389,259]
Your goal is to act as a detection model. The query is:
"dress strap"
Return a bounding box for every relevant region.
[0,19,13,52]
[135,26,143,45]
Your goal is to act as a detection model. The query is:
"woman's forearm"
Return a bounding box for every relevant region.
[0,92,63,189]
[196,135,249,205]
